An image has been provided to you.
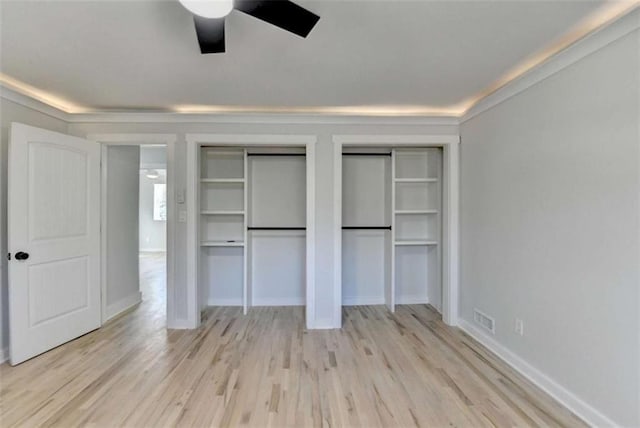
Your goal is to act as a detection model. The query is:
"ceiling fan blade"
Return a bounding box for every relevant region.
[193,16,226,54]
[235,0,319,38]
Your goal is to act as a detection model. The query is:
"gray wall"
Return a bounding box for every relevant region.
[105,146,141,308]
[0,98,68,356]
[460,29,639,426]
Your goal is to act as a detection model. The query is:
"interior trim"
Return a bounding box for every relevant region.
[458,319,617,427]
[462,7,640,123]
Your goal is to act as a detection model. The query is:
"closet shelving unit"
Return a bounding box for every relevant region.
[200,148,248,312]
[341,147,442,312]
[392,148,442,311]
[199,147,307,314]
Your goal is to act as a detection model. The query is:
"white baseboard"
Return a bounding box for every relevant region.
[0,346,7,364]
[309,318,340,329]
[139,248,166,253]
[207,297,307,307]
[396,296,429,305]
[167,318,196,329]
[342,296,385,306]
[252,297,305,307]
[105,292,142,321]
[342,296,431,306]
[458,319,617,428]
[207,298,243,307]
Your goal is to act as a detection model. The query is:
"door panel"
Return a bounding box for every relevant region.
[28,256,89,327]
[29,143,88,240]
[9,123,101,365]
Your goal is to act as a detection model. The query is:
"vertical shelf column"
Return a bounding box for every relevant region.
[392,148,442,309]
[243,149,249,314]
[199,148,246,309]
[388,150,396,312]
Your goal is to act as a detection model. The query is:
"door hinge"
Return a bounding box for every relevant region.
[7,253,11,260]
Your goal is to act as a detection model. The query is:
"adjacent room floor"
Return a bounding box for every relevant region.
[0,258,584,427]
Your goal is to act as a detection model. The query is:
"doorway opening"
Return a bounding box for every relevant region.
[101,140,174,327]
[139,146,168,318]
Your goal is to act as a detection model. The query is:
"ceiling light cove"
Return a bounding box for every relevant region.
[0,73,88,113]
[171,104,468,117]
[179,0,233,19]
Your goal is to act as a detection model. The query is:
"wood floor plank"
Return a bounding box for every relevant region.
[0,253,587,427]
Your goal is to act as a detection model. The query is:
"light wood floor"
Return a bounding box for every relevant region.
[0,254,585,427]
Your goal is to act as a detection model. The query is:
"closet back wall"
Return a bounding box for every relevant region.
[249,153,306,306]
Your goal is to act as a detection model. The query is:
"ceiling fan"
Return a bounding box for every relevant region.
[178,0,320,54]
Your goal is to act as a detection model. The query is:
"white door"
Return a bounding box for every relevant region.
[8,123,101,365]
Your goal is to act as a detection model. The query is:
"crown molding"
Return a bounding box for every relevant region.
[0,85,459,126]
[68,112,459,126]
[0,85,71,122]
[461,7,640,123]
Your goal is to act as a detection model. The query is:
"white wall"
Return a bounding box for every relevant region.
[0,97,68,359]
[66,120,458,328]
[459,28,639,427]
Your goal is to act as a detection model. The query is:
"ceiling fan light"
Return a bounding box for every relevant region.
[146,169,160,179]
[179,0,234,19]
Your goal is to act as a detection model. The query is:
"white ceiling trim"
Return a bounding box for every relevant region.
[0,86,71,122]
[461,6,640,123]
[69,112,460,126]
[0,86,459,125]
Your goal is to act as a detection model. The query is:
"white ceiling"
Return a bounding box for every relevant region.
[0,0,607,113]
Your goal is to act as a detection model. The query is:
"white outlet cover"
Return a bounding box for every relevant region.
[515,319,524,335]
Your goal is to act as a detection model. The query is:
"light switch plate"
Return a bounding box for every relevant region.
[176,188,186,204]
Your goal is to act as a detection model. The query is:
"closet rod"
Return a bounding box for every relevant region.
[342,226,392,230]
[248,227,306,230]
[246,153,306,157]
[342,152,392,156]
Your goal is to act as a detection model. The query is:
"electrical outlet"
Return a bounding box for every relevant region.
[515,319,524,336]
[178,210,187,223]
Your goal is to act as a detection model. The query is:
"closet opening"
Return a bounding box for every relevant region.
[341,146,443,313]
[198,146,307,314]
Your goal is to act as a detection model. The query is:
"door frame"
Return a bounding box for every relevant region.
[87,134,178,327]
[186,134,317,329]
[332,134,460,327]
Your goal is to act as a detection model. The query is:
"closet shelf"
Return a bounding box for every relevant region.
[248,226,306,231]
[201,241,244,247]
[394,209,438,215]
[202,150,244,156]
[394,178,438,183]
[342,226,391,230]
[200,178,245,183]
[201,210,245,215]
[394,240,438,246]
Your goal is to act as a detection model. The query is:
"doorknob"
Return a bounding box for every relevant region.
[14,252,29,261]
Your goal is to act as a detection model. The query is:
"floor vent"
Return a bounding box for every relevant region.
[473,309,495,334]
